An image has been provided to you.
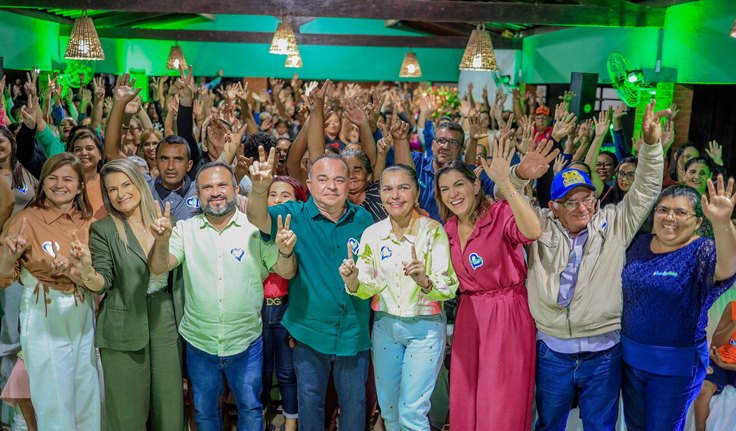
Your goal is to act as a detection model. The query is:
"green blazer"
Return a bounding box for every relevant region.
[90,215,170,351]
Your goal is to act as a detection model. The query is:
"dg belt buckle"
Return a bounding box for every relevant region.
[266,297,282,306]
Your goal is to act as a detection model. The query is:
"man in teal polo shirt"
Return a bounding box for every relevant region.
[248,150,374,431]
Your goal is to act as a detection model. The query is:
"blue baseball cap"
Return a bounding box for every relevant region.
[550,168,596,201]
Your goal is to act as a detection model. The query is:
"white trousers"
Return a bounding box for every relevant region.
[19,271,100,431]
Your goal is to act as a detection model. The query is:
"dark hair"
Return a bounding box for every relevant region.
[274,117,290,128]
[655,185,703,219]
[436,121,466,148]
[598,151,618,167]
[669,143,700,181]
[618,157,638,169]
[569,161,592,175]
[340,148,373,177]
[244,132,276,160]
[434,160,487,222]
[308,152,348,179]
[67,129,104,171]
[272,176,307,202]
[30,153,92,219]
[683,157,712,174]
[67,125,97,147]
[195,160,238,191]
[156,135,191,160]
[381,164,419,191]
[0,126,24,189]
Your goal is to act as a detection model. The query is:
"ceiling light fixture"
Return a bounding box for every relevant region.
[166,44,188,70]
[270,17,299,55]
[399,49,422,78]
[64,10,105,61]
[459,24,498,72]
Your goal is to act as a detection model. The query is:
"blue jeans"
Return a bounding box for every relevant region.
[186,338,263,431]
[292,340,369,431]
[622,361,706,431]
[535,340,622,431]
[372,312,445,431]
[262,302,298,418]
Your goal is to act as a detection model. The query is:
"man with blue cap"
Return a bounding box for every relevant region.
[508,101,667,430]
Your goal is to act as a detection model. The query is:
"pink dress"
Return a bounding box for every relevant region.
[446,201,536,431]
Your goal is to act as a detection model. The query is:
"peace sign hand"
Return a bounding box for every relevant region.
[339,242,359,291]
[151,202,173,241]
[275,215,297,255]
[403,245,430,288]
[702,175,736,227]
[3,217,29,260]
[249,146,276,194]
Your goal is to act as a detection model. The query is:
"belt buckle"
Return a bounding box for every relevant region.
[266,297,282,306]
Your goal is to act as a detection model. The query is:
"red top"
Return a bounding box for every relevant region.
[263,273,289,298]
[717,301,736,363]
[444,200,534,295]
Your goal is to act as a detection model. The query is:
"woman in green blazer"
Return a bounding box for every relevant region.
[76,158,184,430]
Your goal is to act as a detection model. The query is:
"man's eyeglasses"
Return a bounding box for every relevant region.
[653,206,697,222]
[555,196,597,211]
[617,171,635,181]
[596,162,614,168]
[434,137,461,149]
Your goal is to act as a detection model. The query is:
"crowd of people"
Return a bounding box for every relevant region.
[0,66,735,431]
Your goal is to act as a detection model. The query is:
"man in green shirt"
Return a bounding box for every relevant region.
[150,161,296,431]
[248,150,374,431]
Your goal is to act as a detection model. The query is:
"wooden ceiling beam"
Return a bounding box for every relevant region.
[58,25,521,49]
[1,0,666,27]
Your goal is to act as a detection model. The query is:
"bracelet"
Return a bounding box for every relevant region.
[713,223,735,233]
[279,250,294,259]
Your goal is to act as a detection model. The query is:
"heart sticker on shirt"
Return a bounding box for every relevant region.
[380,246,392,260]
[469,253,484,270]
[348,238,359,256]
[230,248,245,262]
[42,241,60,258]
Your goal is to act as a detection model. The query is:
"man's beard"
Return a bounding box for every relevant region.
[202,197,237,217]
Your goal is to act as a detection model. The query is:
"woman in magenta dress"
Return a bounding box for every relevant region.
[435,138,542,430]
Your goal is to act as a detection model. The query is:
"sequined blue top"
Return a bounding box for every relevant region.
[622,234,736,348]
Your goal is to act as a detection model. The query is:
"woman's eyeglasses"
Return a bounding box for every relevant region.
[653,206,697,222]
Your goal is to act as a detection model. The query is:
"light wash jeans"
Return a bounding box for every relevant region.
[372,312,446,431]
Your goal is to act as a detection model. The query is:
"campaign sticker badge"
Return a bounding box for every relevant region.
[186,196,200,208]
[380,246,392,260]
[42,241,60,258]
[469,252,484,270]
[230,248,245,262]
[348,238,359,256]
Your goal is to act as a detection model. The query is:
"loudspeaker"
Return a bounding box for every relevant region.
[569,72,598,120]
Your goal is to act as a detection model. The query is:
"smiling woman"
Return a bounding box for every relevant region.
[68,129,107,219]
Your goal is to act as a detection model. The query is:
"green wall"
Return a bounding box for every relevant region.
[522,0,736,84]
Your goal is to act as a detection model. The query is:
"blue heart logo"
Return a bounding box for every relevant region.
[186,196,200,208]
[380,246,392,260]
[230,248,245,262]
[348,238,359,256]
[469,253,484,270]
[16,183,28,194]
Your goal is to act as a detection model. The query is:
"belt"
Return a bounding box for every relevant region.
[265,296,288,306]
[622,335,708,377]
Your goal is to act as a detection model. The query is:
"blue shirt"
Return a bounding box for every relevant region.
[267,197,374,356]
[412,152,495,222]
[622,234,736,347]
[538,229,621,353]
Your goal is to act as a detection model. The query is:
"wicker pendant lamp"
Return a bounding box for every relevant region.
[285,51,303,68]
[270,18,299,55]
[166,45,188,70]
[459,24,498,71]
[399,49,422,78]
[64,10,105,61]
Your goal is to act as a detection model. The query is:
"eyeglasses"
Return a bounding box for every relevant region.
[617,171,635,180]
[654,206,697,222]
[434,137,461,149]
[556,196,596,211]
[596,162,614,168]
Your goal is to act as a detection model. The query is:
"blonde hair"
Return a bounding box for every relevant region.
[137,128,163,159]
[99,159,160,250]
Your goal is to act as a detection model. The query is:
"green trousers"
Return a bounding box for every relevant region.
[100,291,184,431]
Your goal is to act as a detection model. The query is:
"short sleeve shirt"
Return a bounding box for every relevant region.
[169,210,278,356]
[267,197,374,355]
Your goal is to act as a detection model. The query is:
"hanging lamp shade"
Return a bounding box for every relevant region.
[285,51,303,68]
[459,24,498,71]
[399,49,422,78]
[64,11,105,61]
[731,20,736,38]
[166,45,188,70]
[270,20,299,55]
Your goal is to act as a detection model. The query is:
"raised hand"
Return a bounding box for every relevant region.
[2,217,29,260]
[249,146,276,194]
[706,140,724,166]
[275,214,297,255]
[402,245,430,288]
[24,71,38,97]
[593,109,611,138]
[661,120,675,151]
[641,99,670,146]
[551,111,577,142]
[339,242,359,289]
[516,139,560,180]
[667,102,679,121]
[553,154,569,174]
[19,94,38,129]
[342,96,368,128]
[150,202,173,241]
[481,134,515,184]
[92,76,105,102]
[702,175,736,227]
[613,103,628,121]
[176,65,196,104]
[113,73,141,106]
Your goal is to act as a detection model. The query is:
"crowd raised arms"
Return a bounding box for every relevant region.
[0,67,735,431]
